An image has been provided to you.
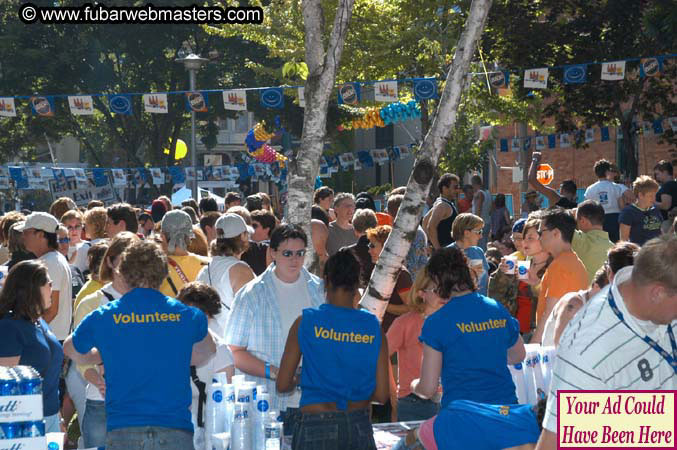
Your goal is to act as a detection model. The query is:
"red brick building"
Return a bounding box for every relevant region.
[493,124,675,215]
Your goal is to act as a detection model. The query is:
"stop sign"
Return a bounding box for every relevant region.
[537,164,554,186]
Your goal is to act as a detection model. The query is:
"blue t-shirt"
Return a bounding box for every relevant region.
[619,204,663,246]
[299,304,381,410]
[447,244,489,296]
[434,400,540,450]
[419,292,519,408]
[0,316,63,416]
[72,288,208,432]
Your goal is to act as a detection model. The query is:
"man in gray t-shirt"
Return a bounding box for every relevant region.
[326,193,357,256]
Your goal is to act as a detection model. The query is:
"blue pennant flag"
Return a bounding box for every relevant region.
[260,88,284,109]
[29,96,55,117]
[563,64,587,84]
[168,166,185,184]
[412,78,437,101]
[9,167,28,189]
[337,83,361,105]
[357,150,374,168]
[108,94,133,115]
[185,92,208,113]
[500,139,508,152]
[600,127,610,142]
[388,146,401,161]
[547,134,556,149]
[236,163,250,180]
[315,176,323,189]
[92,168,109,187]
[640,57,663,78]
[653,119,664,135]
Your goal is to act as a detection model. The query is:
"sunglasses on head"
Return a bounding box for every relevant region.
[281,249,306,258]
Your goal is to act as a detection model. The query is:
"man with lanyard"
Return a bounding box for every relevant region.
[535,235,677,450]
[423,173,461,249]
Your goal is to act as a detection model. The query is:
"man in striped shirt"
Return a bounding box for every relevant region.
[536,236,677,450]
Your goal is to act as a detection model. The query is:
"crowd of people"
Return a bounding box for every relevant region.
[0,155,676,450]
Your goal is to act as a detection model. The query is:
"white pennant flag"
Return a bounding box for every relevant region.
[585,128,595,143]
[535,136,545,150]
[143,93,169,114]
[150,168,164,185]
[601,61,625,81]
[374,81,398,102]
[0,97,17,117]
[68,95,95,115]
[111,169,127,186]
[298,87,305,108]
[523,68,549,89]
[222,90,247,111]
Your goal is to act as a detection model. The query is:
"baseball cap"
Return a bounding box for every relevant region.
[15,212,59,234]
[512,218,527,234]
[161,210,194,239]
[216,213,254,239]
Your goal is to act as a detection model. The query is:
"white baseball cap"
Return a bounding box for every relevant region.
[215,213,254,239]
[15,212,59,234]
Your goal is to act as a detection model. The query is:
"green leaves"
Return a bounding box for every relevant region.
[282,61,309,80]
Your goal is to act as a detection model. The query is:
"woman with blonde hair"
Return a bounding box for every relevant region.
[387,268,444,421]
[450,213,489,295]
[82,207,108,242]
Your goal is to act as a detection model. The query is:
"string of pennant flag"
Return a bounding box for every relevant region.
[487,118,677,153]
[0,144,415,192]
[473,53,677,90]
[0,77,438,118]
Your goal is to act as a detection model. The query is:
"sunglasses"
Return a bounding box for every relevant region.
[281,249,306,258]
[58,237,70,244]
[471,229,483,235]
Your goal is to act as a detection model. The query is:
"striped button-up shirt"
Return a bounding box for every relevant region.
[224,264,325,411]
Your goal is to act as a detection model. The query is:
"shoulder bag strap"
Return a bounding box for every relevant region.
[190,365,207,428]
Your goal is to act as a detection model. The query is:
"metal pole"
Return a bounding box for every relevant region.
[189,68,198,201]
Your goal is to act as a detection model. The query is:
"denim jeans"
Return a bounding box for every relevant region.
[81,399,106,448]
[65,363,87,428]
[292,408,375,450]
[106,426,194,450]
[281,407,300,436]
[396,394,439,422]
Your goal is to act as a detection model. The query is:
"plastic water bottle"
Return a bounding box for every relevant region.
[206,380,225,450]
[264,410,283,450]
[253,392,270,449]
[231,402,251,450]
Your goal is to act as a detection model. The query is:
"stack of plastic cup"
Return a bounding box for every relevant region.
[230,403,251,450]
[224,383,236,435]
[205,379,225,450]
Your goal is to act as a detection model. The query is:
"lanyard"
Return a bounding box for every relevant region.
[607,289,677,374]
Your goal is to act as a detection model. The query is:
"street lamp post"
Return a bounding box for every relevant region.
[175,53,208,201]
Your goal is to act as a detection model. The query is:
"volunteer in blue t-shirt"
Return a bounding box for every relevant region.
[392,398,546,450]
[412,247,526,408]
[0,261,64,433]
[64,240,216,450]
[277,248,389,450]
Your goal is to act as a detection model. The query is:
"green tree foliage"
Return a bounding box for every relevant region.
[481,0,677,178]
[0,0,271,168]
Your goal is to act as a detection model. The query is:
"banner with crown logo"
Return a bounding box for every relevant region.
[0,98,17,117]
[143,93,168,114]
[374,81,398,103]
[68,95,95,115]
[222,90,247,111]
[523,68,548,89]
[601,61,625,81]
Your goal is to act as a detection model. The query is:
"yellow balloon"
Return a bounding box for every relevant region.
[164,139,188,160]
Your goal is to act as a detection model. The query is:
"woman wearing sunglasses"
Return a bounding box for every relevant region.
[0,260,64,433]
[277,248,389,450]
[448,213,490,296]
[224,224,325,430]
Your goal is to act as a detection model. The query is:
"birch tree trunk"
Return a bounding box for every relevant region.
[285,0,355,252]
[359,0,493,320]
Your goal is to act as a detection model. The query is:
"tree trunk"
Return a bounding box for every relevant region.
[286,0,355,260]
[359,0,494,320]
